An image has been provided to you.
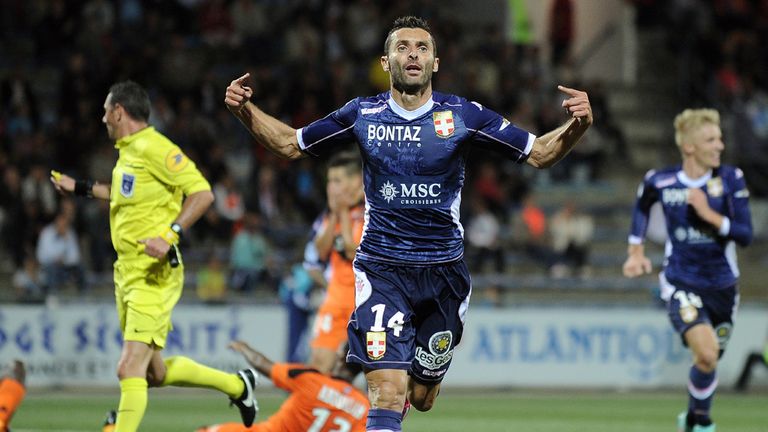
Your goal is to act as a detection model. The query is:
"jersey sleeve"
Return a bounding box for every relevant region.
[297,98,359,157]
[722,167,753,246]
[462,99,535,164]
[143,141,211,196]
[628,170,660,244]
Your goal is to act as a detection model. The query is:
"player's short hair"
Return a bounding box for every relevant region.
[108,81,150,122]
[673,108,720,148]
[327,151,362,176]
[384,16,437,56]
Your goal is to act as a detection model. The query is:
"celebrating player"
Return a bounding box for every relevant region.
[51,81,257,432]
[197,341,369,432]
[310,152,365,374]
[622,109,753,432]
[226,16,591,432]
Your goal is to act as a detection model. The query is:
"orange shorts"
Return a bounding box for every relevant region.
[310,303,354,351]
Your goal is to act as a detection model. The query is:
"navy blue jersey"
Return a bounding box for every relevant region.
[628,165,752,295]
[298,91,535,264]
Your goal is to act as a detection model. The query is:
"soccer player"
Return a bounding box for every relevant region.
[0,360,25,432]
[50,81,257,432]
[622,109,753,432]
[310,152,365,374]
[225,16,591,432]
[197,341,369,432]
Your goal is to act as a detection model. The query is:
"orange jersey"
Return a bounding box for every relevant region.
[324,204,364,310]
[260,364,368,432]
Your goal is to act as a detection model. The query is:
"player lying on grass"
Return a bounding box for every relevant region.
[197,341,369,432]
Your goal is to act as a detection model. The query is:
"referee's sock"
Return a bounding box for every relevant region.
[115,377,147,432]
[161,356,244,399]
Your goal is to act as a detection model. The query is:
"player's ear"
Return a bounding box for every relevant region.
[433,57,439,73]
[381,55,389,72]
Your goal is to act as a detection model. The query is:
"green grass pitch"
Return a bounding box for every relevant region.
[10,388,768,431]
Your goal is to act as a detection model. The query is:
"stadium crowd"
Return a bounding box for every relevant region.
[0,0,624,303]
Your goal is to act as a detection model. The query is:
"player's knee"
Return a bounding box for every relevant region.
[409,382,439,412]
[694,349,719,373]
[368,379,406,411]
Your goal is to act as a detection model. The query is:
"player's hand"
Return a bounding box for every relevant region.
[559,85,593,126]
[687,188,710,216]
[622,254,652,278]
[50,170,76,194]
[229,340,263,367]
[137,237,171,259]
[225,73,253,113]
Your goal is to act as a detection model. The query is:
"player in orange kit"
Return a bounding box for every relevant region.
[310,152,365,374]
[0,360,25,432]
[197,341,369,432]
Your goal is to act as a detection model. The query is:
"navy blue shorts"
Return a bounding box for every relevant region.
[346,259,472,383]
[666,284,738,350]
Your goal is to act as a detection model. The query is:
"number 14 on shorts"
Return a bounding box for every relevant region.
[369,303,405,336]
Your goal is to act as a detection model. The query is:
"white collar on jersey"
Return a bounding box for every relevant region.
[387,94,435,120]
[677,169,713,188]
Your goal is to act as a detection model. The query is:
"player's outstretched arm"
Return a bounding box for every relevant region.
[527,85,593,169]
[225,73,305,160]
[229,341,275,378]
[622,244,652,278]
[50,170,110,200]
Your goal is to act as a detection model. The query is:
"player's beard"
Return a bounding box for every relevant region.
[390,60,433,95]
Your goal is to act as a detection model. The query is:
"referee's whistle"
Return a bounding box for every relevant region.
[51,170,62,181]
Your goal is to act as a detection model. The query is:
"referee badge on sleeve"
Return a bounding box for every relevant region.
[120,173,135,198]
[366,331,386,360]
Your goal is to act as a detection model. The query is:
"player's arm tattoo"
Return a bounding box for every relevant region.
[233,101,306,160]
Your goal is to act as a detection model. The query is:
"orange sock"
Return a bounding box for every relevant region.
[0,378,26,431]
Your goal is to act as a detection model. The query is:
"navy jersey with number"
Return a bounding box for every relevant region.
[628,165,752,296]
[297,91,535,265]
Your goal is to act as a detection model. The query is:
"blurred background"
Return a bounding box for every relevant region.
[0,0,767,391]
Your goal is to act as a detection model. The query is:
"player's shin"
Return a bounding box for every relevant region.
[366,408,402,432]
[115,377,148,432]
[161,356,244,399]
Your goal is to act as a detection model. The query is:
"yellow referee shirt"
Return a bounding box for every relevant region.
[109,126,210,260]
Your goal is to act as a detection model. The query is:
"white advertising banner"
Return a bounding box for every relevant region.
[1,305,765,388]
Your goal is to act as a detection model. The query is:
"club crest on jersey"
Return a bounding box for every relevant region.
[120,173,135,198]
[707,177,723,197]
[433,111,454,138]
[165,150,189,173]
[366,331,386,360]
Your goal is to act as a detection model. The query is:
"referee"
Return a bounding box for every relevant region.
[51,81,257,432]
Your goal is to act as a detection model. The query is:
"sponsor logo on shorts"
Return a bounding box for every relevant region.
[415,330,454,370]
[715,322,733,349]
[366,331,386,360]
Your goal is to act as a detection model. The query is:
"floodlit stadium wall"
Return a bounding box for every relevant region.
[1,305,766,388]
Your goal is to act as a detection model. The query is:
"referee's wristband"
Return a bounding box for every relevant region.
[74,179,94,198]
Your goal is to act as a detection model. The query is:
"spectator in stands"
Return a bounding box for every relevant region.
[228,212,271,292]
[549,200,595,278]
[36,207,86,294]
[466,195,504,274]
[196,249,227,304]
[213,171,245,230]
[12,256,45,302]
